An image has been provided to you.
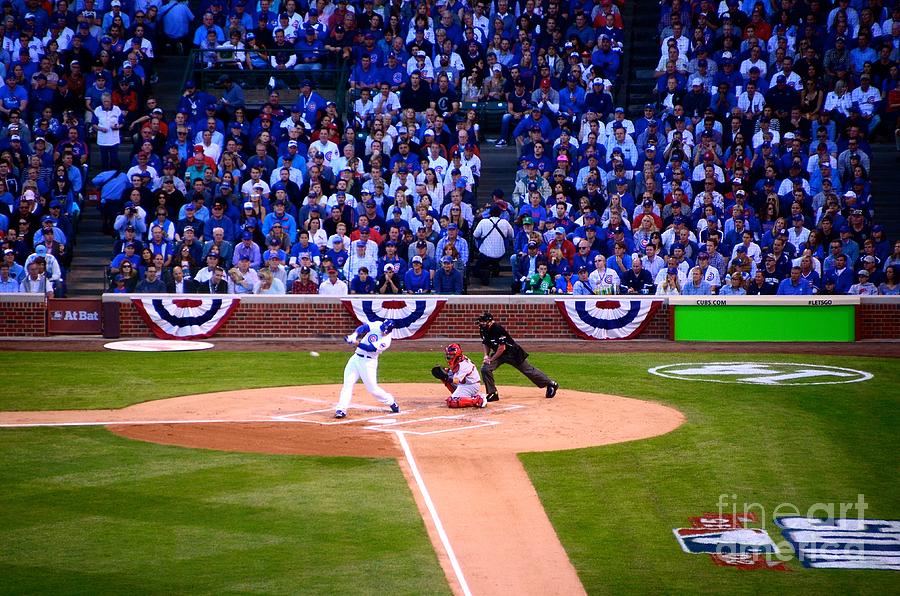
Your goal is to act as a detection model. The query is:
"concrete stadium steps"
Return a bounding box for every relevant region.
[624,6,660,116]
[869,144,900,240]
[66,58,187,296]
[64,211,110,296]
[467,144,520,295]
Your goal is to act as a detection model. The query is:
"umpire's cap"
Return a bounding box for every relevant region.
[477,312,494,324]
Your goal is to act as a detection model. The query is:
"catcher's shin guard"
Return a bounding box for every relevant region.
[446,395,485,408]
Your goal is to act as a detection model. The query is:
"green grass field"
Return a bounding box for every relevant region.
[0,351,898,594]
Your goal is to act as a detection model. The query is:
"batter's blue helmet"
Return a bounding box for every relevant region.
[380,319,395,334]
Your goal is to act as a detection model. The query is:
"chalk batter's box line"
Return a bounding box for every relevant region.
[271,407,423,425]
[363,415,500,436]
[272,403,527,426]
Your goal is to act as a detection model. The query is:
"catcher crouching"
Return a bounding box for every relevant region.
[431,344,488,408]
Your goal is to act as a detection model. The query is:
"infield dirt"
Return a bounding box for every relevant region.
[0,384,684,596]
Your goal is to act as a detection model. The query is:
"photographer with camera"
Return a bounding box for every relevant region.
[113,200,147,240]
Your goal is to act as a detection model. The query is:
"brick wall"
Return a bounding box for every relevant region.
[118,300,356,338]
[857,303,900,340]
[115,298,670,340]
[1,297,890,341]
[0,300,47,336]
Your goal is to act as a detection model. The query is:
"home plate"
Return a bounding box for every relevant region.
[371,418,399,424]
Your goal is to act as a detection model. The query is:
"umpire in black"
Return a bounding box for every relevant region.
[477,312,558,402]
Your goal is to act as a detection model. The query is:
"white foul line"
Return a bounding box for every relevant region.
[0,418,278,428]
[396,431,471,596]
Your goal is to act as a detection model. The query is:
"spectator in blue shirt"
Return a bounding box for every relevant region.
[350,54,381,90]
[349,267,377,294]
[828,255,855,294]
[433,255,463,294]
[295,26,325,71]
[191,12,224,47]
[0,72,27,117]
[404,256,431,293]
[777,266,814,295]
[513,106,552,144]
[558,75,586,120]
[682,267,713,295]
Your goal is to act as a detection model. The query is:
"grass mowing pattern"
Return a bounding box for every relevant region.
[520,353,900,594]
[0,427,449,595]
[0,351,897,593]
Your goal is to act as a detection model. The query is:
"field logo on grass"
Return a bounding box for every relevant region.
[648,362,872,386]
[673,512,789,571]
[776,517,900,570]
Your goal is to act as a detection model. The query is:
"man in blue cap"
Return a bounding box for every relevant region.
[295,25,325,71]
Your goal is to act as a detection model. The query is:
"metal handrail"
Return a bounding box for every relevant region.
[180,48,349,113]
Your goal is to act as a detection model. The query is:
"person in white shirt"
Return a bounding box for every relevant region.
[406,51,435,81]
[751,118,781,149]
[424,140,449,179]
[589,254,621,293]
[849,74,882,133]
[787,215,811,247]
[240,168,271,199]
[329,144,365,178]
[92,93,123,171]
[653,255,688,287]
[459,144,482,181]
[318,267,348,295]
[660,23,689,59]
[441,189,474,225]
[372,82,401,119]
[739,46,767,80]
[307,133,339,169]
[769,57,804,91]
[19,261,53,296]
[472,205,514,285]
[736,81,766,117]
[732,232,762,264]
[353,88,374,127]
[43,20,74,50]
[824,80,852,117]
[849,75,881,116]
[806,143,838,174]
[343,240,378,279]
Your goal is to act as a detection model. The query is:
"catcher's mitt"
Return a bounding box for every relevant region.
[431,366,450,382]
[432,366,456,393]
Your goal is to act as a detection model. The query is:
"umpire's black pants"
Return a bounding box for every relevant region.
[481,353,553,395]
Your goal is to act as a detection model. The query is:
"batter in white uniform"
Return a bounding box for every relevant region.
[335,319,400,419]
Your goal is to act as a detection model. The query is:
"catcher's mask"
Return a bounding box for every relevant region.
[445,343,463,367]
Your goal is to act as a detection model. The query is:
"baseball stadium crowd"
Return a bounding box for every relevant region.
[503,0,900,296]
[0,0,898,297]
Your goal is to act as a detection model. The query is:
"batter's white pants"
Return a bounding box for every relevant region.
[337,353,395,412]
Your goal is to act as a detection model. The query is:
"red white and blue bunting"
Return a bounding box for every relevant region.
[132,297,239,340]
[342,298,446,340]
[555,299,662,340]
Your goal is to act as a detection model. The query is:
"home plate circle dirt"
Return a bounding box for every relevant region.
[0,384,684,596]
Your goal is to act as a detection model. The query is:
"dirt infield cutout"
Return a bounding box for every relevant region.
[0,384,684,596]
